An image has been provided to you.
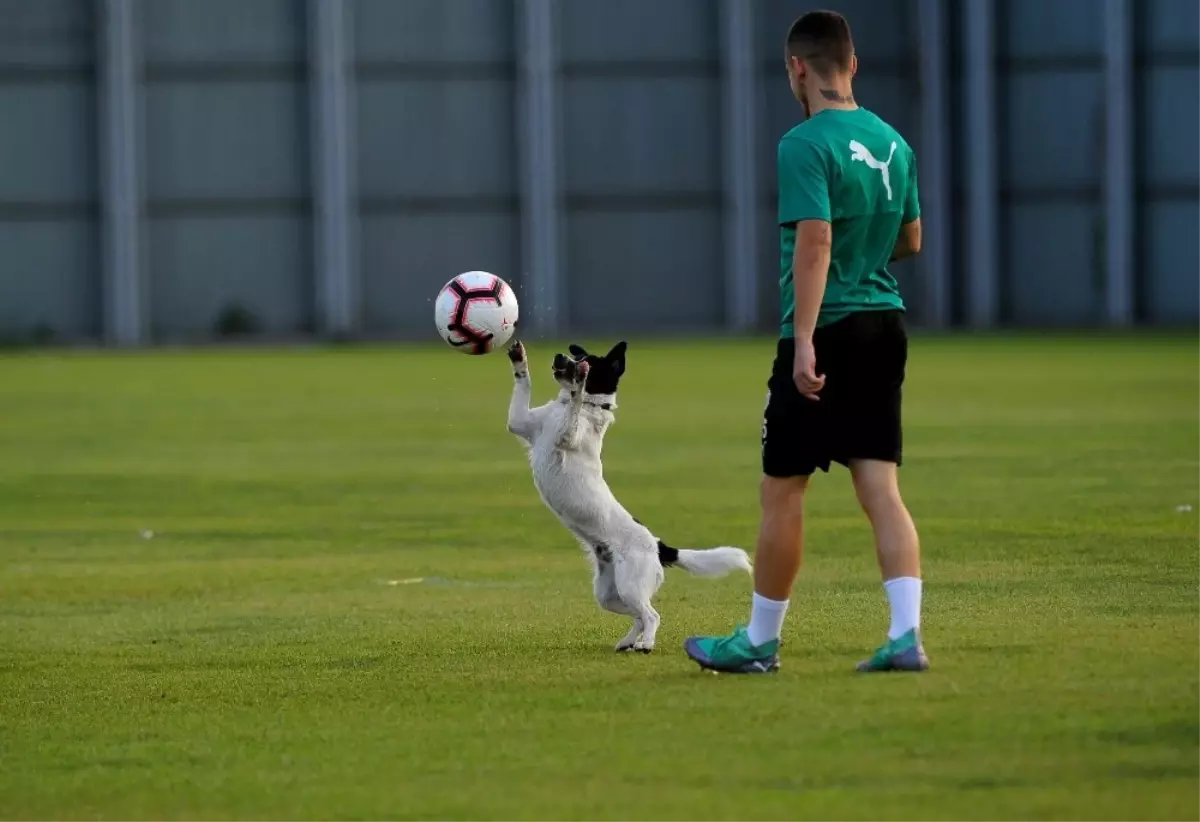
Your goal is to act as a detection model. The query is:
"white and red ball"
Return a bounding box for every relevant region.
[433,271,519,354]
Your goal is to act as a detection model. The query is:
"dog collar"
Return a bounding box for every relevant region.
[583,392,616,411]
[560,392,617,411]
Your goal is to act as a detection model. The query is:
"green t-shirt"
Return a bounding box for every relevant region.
[777,107,920,337]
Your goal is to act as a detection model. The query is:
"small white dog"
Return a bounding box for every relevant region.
[504,339,751,653]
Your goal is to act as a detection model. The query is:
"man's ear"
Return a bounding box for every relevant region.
[568,344,589,360]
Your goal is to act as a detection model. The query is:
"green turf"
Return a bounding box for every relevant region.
[0,334,1196,821]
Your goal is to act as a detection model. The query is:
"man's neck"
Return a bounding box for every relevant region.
[805,78,857,118]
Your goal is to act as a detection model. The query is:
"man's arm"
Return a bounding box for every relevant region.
[890,217,921,262]
[891,148,922,261]
[777,136,832,399]
[778,136,832,341]
[792,220,833,341]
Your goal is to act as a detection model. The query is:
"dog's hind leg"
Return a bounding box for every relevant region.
[613,619,644,652]
[593,551,644,651]
[613,552,663,653]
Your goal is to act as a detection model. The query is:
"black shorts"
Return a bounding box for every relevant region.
[761,310,907,477]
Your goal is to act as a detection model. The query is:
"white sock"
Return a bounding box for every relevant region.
[883,576,922,640]
[746,593,789,647]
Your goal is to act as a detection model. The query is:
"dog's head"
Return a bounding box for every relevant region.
[561,341,627,396]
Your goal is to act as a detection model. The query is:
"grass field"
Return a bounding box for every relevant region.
[0,334,1197,820]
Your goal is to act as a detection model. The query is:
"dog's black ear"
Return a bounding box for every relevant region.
[606,341,627,376]
[568,344,589,360]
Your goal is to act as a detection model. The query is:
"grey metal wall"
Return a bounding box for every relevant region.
[994,0,1108,324]
[355,0,519,335]
[0,0,1195,344]
[142,0,312,339]
[1137,0,1198,322]
[561,0,722,333]
[0,0,100,340]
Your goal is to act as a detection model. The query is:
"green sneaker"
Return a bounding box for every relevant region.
[684,625,780,674]
[856,628,929,673]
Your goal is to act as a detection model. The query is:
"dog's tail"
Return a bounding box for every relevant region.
[657,541,752,577]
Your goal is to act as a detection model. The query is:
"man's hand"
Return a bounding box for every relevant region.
[793,338,825,401]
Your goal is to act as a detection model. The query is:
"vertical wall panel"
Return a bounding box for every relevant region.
[561,0,722,332]
[0,221,99,341]
[721,0,761,331]
[0,0,99,340]
[0,84,96,204]
[1002,72,1105,324]
[141,0,311,340]
[354,0,512,63]
[1005,0,1103,57]
[963,0,1000,326]
[1138,0,1200,322]
[353,0,518,335]
[1139,66,1199,323]
[0,0,95,67]
[916,0,952,328]
[1143,202,1199,322]
[1000,0,1106,325]
[147,217,311,335]
[516,0,565,336]
[100,0,147,346]
[1007,205,1101,324]
[1139,68,1199,191]
[1141,0,1200,53]
[562,79,719,198]
[309,0,359,337]
[141,0,304,63]
[145,83,308,203]
[1102,0,1134,326]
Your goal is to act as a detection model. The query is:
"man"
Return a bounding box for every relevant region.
[684,9,927,674]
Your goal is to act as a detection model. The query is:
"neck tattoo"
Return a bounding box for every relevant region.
[819,88,854,103]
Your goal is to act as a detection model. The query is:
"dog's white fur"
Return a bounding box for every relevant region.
[505,342,752,652]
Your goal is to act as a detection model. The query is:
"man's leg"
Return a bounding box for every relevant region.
[831,311,927,672]
[683,475,807,673]
[745,475,808,646]
[684,339,820,673]
[850,459,928,672]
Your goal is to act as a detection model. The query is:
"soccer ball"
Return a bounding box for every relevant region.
[433,271,519,354]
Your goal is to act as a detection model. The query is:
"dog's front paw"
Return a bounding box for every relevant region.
[509,340,528,378]
[633,639,654,654]
[552,353,578,387]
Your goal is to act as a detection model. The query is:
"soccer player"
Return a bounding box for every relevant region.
[684,10,927,674]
